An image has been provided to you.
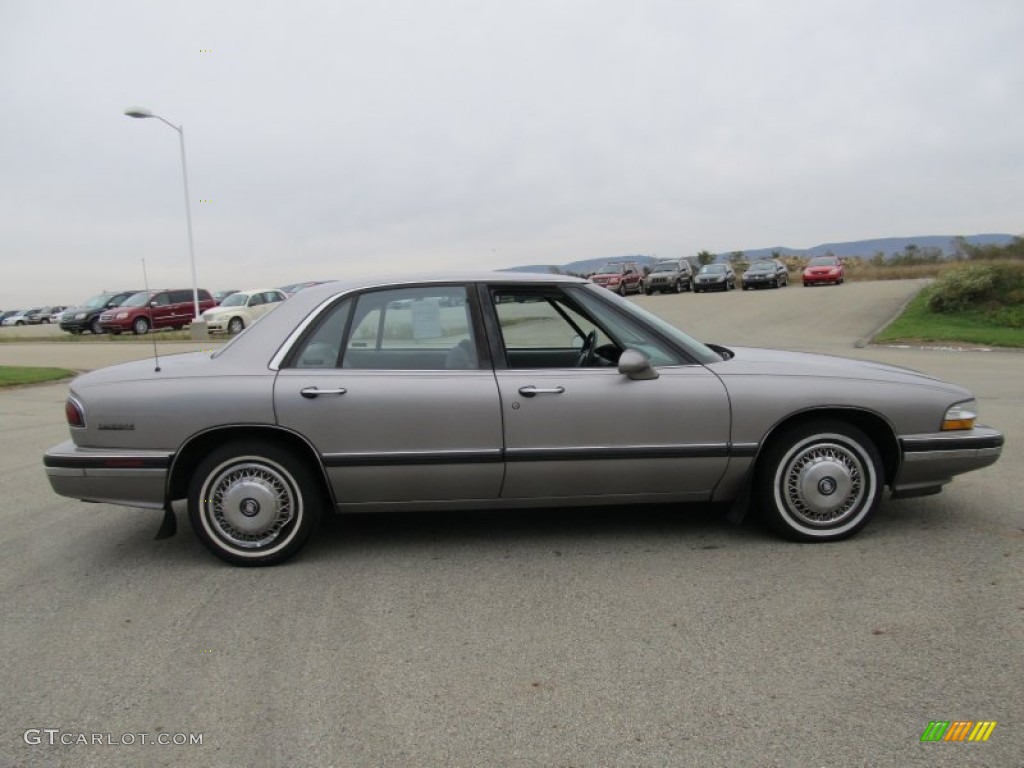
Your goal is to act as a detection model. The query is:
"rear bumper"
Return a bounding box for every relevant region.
[892,427,1004,497]
[43,440,172,510]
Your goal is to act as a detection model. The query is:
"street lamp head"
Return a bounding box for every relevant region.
[124,106,154,118]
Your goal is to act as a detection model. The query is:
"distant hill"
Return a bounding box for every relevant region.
[504,233,1016,274]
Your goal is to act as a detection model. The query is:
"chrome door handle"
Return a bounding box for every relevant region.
[518,385,565,397]
[300,386,347,399]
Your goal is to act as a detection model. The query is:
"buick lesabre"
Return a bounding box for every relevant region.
[44,273,1003,566]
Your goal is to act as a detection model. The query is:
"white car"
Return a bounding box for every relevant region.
[201,288,286,335]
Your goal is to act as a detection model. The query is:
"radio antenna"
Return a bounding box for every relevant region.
[142,258,161,372]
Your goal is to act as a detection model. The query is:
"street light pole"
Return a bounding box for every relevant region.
[124,106,202,322]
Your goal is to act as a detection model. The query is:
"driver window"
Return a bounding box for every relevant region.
[491,289,614,369]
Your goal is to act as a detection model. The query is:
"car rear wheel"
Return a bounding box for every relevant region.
[228,316,245,335]
[132,317,149,335]
[756,420,882,542]
[188,440,323,566]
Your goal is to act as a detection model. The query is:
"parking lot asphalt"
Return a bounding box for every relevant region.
[1,279,1021,767]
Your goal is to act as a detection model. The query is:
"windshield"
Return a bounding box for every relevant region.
[651,262,679,273]
[809,256,838,267]
[576,284,722,364]
[122,291,153,308]
[220,293,248,307]
[81,293,113,309]
[700,264,726,274]
[748,262,774,272]
[596,263,626,274]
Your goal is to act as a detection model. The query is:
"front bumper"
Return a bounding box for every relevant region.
[43,440,172,510]
[891,427,1004,497]
[803,272,841,284]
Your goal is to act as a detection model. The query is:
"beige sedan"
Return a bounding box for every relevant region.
[202,288,286,335]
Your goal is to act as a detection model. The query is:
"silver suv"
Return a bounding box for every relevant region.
[644,260,694,294]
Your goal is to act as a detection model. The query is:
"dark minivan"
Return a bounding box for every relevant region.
[60,290,141,335]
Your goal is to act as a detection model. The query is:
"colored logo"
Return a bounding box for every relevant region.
[920,721,997,742]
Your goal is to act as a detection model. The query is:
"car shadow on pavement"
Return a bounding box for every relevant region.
[305,503,765,561]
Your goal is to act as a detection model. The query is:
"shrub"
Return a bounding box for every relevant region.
[927,265,998,313]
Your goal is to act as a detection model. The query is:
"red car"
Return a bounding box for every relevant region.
[98,289,216,335]
[588,261,644,296]
[802,256,845,286]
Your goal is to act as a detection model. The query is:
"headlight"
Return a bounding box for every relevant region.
[942,401,977,431]
[75,312,86,320]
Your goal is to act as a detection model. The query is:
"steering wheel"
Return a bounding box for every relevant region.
[576,330,597,367]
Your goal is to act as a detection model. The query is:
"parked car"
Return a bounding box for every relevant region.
[588,262,645,296]
[202,288,287,335]
[0,310,25,325]
[60,291,142,335]
[2,308,41,326]
[644,260,694,294]
[803,256,845,286]
[213,289,240,305]
[742,260,789,290]
[693,263,736,292]
[24,306,67,324]
[98,289,215,335]
[44,272,1003,566]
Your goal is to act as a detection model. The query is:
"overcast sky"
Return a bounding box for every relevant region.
[2,0,1022,308]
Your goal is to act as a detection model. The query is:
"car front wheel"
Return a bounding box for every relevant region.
[228,316,245,335]
[90,318,103,334]
[132,317,149,335]
[756,420,883,542]
[188,440,323,566]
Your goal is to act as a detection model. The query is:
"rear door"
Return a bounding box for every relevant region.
[273,284,504,506]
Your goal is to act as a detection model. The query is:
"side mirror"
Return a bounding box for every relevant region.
[618,349,658,380]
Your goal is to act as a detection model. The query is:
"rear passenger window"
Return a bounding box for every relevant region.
[290,299,353,369]
[344,286,475,370]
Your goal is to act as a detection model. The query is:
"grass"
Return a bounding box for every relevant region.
[0,330,201,343]
[0,366,77,387]
[875,286,1024,347]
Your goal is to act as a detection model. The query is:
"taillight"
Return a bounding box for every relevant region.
[65,397,85,428]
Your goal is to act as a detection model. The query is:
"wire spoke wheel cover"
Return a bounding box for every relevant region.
[203,460,296,548]
[188,441,322,565]
[758,422,882,541]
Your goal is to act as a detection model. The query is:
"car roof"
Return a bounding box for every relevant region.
[290,270,586,303]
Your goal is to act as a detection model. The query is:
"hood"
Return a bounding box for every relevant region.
[709,346,968,395]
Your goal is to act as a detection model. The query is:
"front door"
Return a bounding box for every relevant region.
[484,284,731,502]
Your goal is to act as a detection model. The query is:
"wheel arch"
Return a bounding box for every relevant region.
[753,407,900,486]
[166,425,336,507]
